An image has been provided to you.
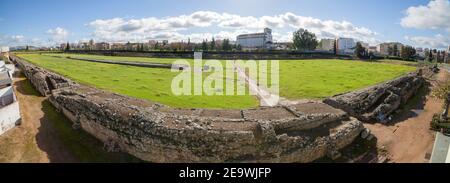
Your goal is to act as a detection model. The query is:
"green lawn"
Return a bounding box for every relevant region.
[44,53,185,64]
[18,54,258,109]
[274,59,416,99]
[18,53,416,108]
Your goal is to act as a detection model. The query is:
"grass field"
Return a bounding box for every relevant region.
[18,54,258,109]
[18,53,416,108]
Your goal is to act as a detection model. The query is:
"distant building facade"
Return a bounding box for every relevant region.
[336,38,356,54]
[317,39,335,51]
[377,42,403,56]
[0,47,9,53]
[237,28,273,50]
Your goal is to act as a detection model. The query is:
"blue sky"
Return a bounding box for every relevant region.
[1,0,449,48]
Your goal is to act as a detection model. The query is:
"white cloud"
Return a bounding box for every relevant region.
[0,35,25,46]
[87,11,378,44]
[405,34,450,49]
[46,27,69,42]
[401,0,450,31]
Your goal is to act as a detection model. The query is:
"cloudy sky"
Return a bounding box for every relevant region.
[0,0,449,49]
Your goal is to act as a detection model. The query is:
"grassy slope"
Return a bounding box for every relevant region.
[18,54,258,109]
[274,60,416,99]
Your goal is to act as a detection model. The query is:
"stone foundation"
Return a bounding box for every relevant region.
[324,70,425,122]
[11,54,365,163]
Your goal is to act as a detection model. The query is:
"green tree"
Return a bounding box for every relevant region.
[222,39,231,51]
[202,40,208,51]
[210,37,216,51]
[65,42,70,51]
[292,28,318,51]
[333,40,337,55]
[400,46,416,61]
[354,42,366,58]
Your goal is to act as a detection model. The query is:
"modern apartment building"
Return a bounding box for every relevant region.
[336,38,356,54]
[237,28,273,50]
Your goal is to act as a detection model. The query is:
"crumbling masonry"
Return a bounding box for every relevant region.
[10,55,423,162]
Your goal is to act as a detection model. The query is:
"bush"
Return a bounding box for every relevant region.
[430,114,450,133]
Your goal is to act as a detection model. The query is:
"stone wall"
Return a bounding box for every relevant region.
[10,54,365,163]
[324,70,425,122]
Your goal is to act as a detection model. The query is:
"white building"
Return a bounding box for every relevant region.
[336,38,356,54]
[317,39,335,51]
[0,46,9,53]
[237,28,273,50]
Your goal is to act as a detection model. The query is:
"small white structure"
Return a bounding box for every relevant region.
[0,86,20,135]
[0,46,9,53]
[237,28,273,50]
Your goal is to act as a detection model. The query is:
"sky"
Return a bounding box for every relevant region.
[0,0,449,49]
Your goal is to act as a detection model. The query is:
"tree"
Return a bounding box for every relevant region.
[400,46,416,61]
[333,40,337,55]
[65,42,70,51]
[428,49,433,62]
[222,39,231,51]
[26,45,29,51]
[236,44,242,51]
[292,28,318,51]
[210,37,216,51]
[354,42,366,58]
[201,40,208,51]
[433,77,450,120]
[154,41,159,50]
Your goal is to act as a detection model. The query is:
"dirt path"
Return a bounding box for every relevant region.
[234,62,282,107]
[0,72,77,163]
[364,70,448,163]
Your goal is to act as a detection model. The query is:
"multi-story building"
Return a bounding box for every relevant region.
[377,42,403,56]
[416,47,425,58]
[237,28,273,50]
[336,38,356,54]
[317,39,335,51]
[368,46,378,54]
[95,42,111,50]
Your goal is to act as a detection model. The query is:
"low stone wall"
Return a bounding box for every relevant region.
[324,70,425,122]
[11,54,365,162]
[11,55,77,96]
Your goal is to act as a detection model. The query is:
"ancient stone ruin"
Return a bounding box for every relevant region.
[324,71,425,123]
[10,55,370,162]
